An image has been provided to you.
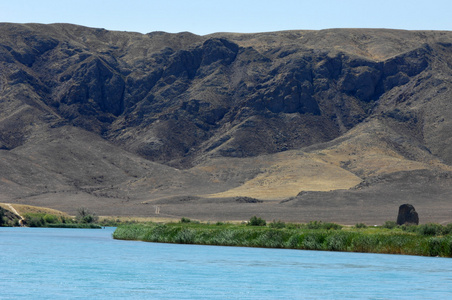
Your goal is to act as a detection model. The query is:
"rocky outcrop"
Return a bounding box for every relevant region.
[397,204,419,225]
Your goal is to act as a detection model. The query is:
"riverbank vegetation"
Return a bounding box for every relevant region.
[22,207,101,228]
[21,212,101,228]
[0,204,101,228]
[0,203,179,228]
[113,217,452,257]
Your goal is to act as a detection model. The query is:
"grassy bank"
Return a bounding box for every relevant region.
[20,212,102,228]
[0,204,102,229]
[113,219,452,257]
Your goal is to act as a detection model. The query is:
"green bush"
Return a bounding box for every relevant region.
[175,228,196,244]
[400,223,452,236]
[379,234,414,254]
[269,220,286,229]
[305,221,322,229]
[382,221,398,229]
[418,223,444,236]
[323,222,342,230]
[99,218,121,227]
[285,234,301,248]
[43,214,58,224]
[180,217,192,223]
[326,233,353,251]
[443,224,452,235]
[76,207,99,224]
[256,230,285,248]
[285,223,303,229]
[247,216,266,226]
[302,232,327,250]
[24,214,45,227]
[210,229,236,246]
[400,224,418,233]
[355,223,367,229]
[305,221,342,230]
[352,235,379,253]
[427,237,448,256]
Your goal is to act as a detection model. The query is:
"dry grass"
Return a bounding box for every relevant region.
[204,151,361,200]
[99,216,245,225]
[313,119,452,177]
[0,203,71,218]
[199,118,452,201]
[99,216,181,223]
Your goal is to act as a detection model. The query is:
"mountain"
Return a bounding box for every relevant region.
[1,23,452,224]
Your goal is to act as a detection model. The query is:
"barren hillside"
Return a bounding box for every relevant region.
[1,23,451,223]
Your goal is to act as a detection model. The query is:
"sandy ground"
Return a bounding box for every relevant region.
[9,189,452,226]
[6,169,452,226]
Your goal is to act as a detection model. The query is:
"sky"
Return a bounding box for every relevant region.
[1,0,451,35]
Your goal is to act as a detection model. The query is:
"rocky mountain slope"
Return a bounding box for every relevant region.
[1,23,452,223]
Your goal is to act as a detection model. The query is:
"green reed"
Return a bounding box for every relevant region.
[113,220,452,257]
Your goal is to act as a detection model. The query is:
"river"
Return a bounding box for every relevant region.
[1,227,451,299]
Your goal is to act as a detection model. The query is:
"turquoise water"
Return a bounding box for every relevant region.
[1,227,451,299]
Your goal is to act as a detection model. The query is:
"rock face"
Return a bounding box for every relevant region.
[397,204,419,225]
[3,24,452,167]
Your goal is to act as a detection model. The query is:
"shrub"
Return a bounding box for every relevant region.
[323,222,342,230]
[302,232,326,250]
[355,223,367,229]
[305,221,342,230]
[444,224,452,235]
[247,216,266,226]
[284,234,300,248]
[418,223,444,236]
[142,224,169,242]
[326,233,351,251]
[379,234,413,254]
[427,237,447,256]
[175,228,196,244]
[210,229,237,246]
[352,235,378,253]
[76,207,99,224]
[43,214,58,224]
[400,224,418,233]
[269,220,286,229]
[305,221,322,229]
[382,221,397,229]
[99,218,121,227]
[180,217,192,223]
[24,214,45,227]
[286,223,303,229]
[256,230,285,248]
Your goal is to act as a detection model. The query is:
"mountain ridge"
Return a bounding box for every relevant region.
[1,23,452,223]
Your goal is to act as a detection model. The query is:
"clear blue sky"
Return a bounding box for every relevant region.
[1,0,451,35]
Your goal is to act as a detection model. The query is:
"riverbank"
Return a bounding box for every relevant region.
[113,220,452,257]
[0,203,101,228]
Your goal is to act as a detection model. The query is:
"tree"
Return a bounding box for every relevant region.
[247,216,266,226]
[76,207,99,224]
